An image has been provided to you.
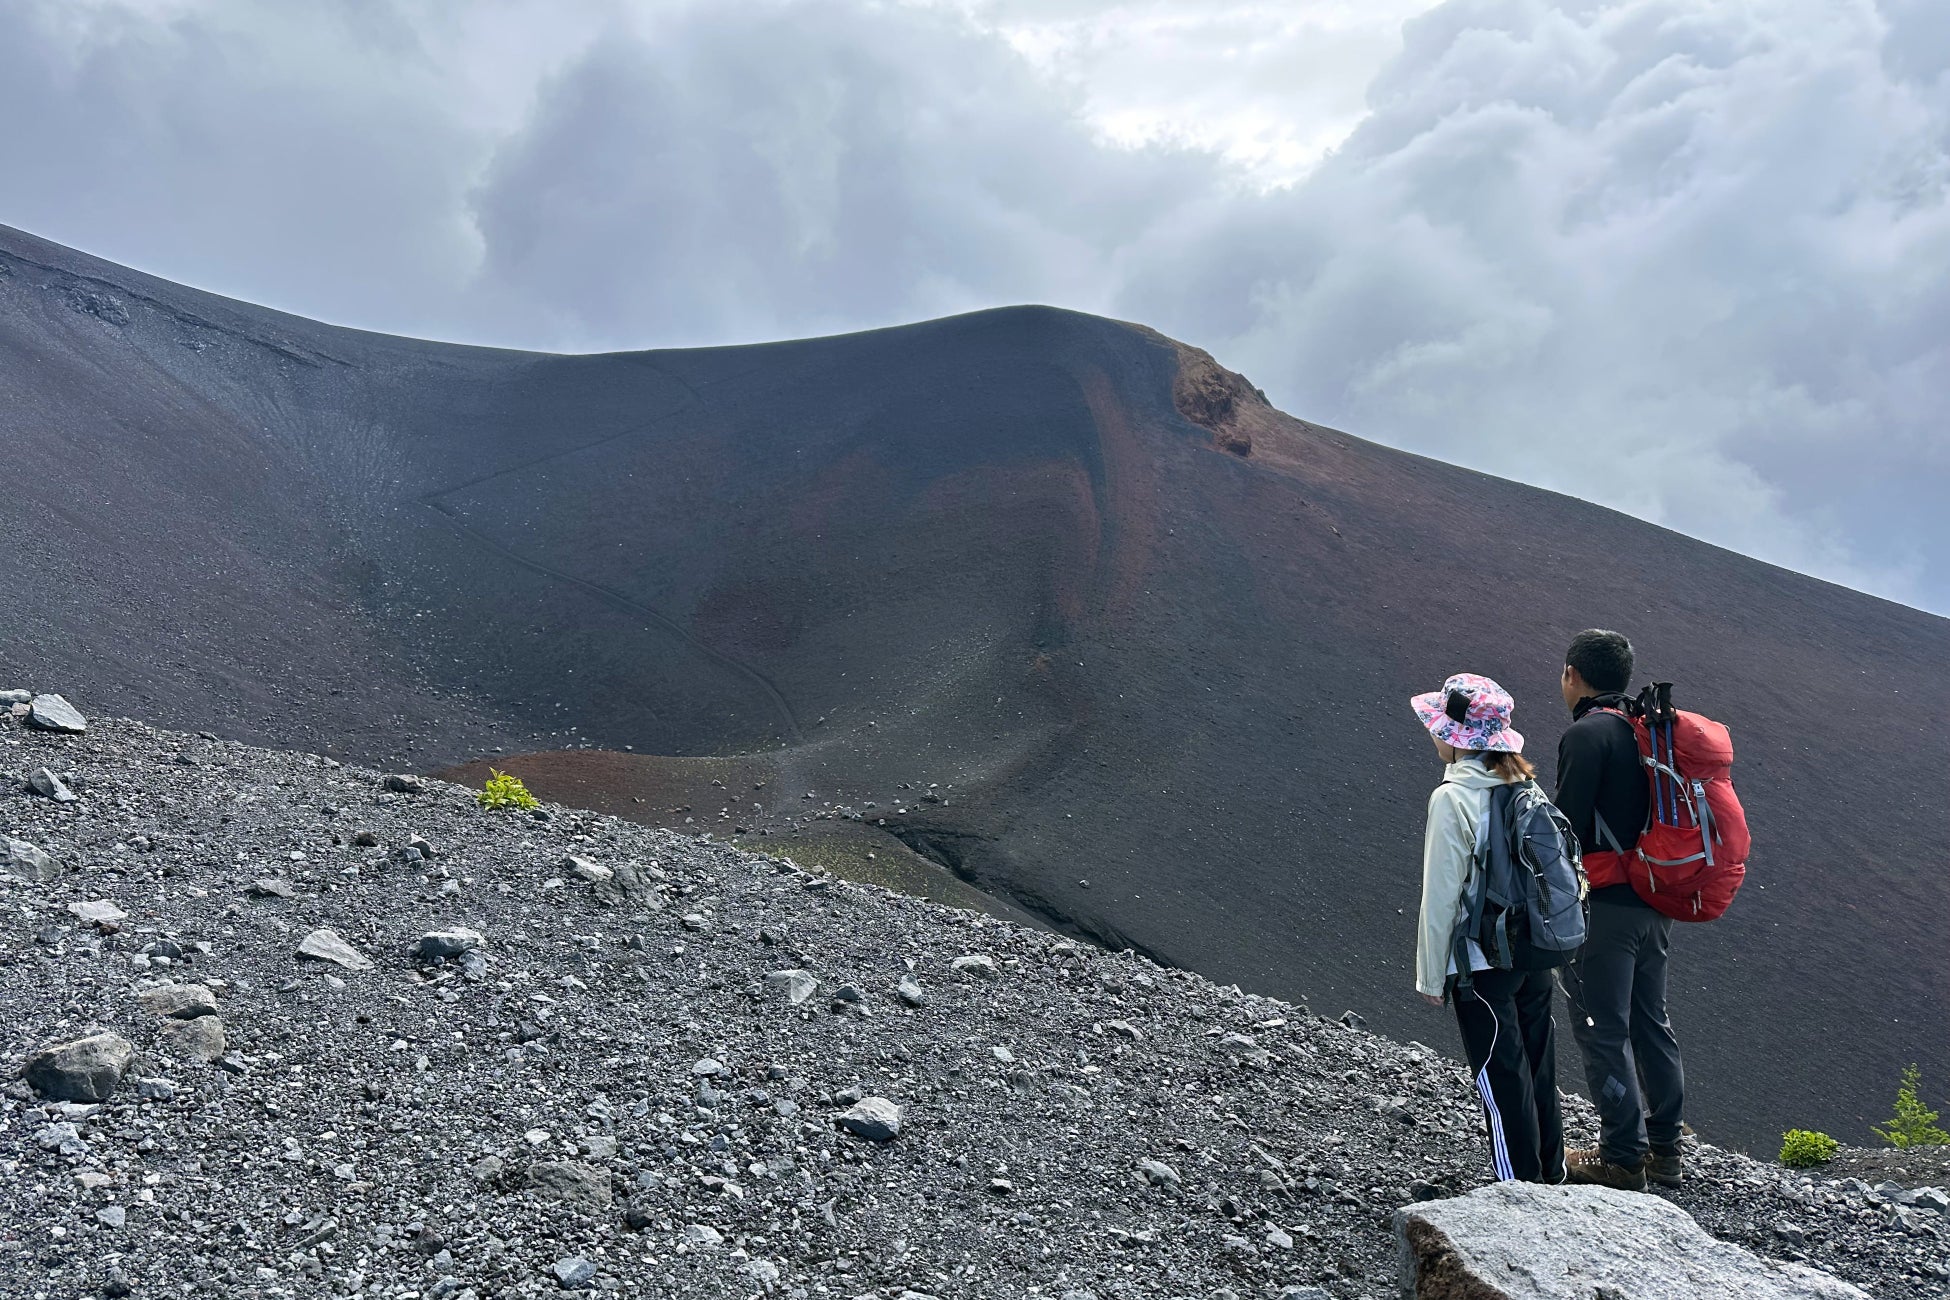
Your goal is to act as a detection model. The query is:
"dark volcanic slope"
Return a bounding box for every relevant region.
[2,224,1945,1152]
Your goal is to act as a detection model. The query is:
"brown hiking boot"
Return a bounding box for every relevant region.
[1643,1148,1684,1188]
[1564,1147,1648,1191]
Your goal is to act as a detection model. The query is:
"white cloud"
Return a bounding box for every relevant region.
[0,0,1945,609]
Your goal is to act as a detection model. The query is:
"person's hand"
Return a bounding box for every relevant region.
[1419,993,1444,1008]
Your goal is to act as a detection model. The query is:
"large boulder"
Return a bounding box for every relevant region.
[1394,1182,1869,1299]
[23,1032,136,1101]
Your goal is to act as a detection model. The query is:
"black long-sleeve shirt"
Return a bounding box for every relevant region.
[1554,693,1651,905]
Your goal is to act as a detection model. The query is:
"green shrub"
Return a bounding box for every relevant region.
[1872,1064,1950,1149]
[1780,1129,1839,1167]
[478,768,540,812]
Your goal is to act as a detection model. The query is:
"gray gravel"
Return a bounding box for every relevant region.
[1,705,1943,1298]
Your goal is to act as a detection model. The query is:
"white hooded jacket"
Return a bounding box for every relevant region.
[1415,757,1517,997]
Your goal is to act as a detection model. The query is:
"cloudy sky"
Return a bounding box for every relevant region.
[4,0,1947,611]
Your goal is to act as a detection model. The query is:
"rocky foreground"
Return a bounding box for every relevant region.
[2,699,1945,1299]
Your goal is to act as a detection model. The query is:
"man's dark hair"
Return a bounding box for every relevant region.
[1566,629,1634,694]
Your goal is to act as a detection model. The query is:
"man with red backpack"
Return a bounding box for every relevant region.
[1553,629,1683,1192]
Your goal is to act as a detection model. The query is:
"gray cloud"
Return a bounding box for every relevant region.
[1,0,1944,610]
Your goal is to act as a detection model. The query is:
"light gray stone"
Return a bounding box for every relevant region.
[765,969,817,1005]
[950,954,999,978]
[896,975,926,1007]
[296,928,375,971]
[563,854,611,883]
[551,1256,597,1289]
[2,837,64,883]
[28,693,87,733]
[24,1032,136,1101]
[160,1016,227,1063]
[0,689,30,705]
[139,983,219,1019]
[527,1161,611,1211]
[1138,1158,1181,1188]
[67,899,127,925]
[836,1096,902,1142]
[28,767,78,802]
[1395,1182,1871,1299]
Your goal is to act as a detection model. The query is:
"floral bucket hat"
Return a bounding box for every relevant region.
[1410,672,1525,754]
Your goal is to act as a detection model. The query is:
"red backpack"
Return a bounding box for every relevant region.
[1593,684,1750,922]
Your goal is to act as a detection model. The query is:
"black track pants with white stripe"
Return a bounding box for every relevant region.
[1452,968,1566,1183]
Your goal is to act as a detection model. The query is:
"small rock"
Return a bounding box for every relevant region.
[895,976,926,1007]
[989,1178,1015,1195]
[950,954,999,979]
[1375,1096,1415,1124]
[0,688,28,705]
[3,837,65,882]
[1338,1010,1366,1031]
[246,877,296,899]
[138,983,219,1019]
[1105,1019,1143,1040]
[95,1205,127,1229]
[159,1016,227,1063]
[681,912,708,931]
[416,928,485,961]
[351,829,381,847]
[135,1077,177,1101]
[528,1161,611,1211]
[28,767,78,802]
[764,970,818,1006]
[66,899,127,926]
[296,928,375,971]
[383,773,428,793]
[550,1257,597,1290]
[23,1032,136,1101]
[563,854,612,883]
[836,1097,902,1142]
[28,693,87,733]
[1138,1158,1181,1188]
[692,1057,724,1076]
[991,1045,1015,1064]
[682,1223,723,1247]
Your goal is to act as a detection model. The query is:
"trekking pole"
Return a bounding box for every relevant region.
[1656,683,1677,826]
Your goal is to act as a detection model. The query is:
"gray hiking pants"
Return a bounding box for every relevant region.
[1558,894,1685,1165]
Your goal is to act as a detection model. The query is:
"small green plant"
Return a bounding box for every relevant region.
[478,768,539,812]
[1780,1129,1839,1167]
[1872,1064,1950,1149]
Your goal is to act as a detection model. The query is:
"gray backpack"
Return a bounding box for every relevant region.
[1452,780,1588,984]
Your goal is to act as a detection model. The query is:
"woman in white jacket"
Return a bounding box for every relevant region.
[1410,672,1565,1184]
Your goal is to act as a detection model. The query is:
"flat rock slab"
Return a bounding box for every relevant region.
[1395,1181,1870,1299]
[24,1032,135,1101]
[68,899,127,925]
[297,928,376,972]
[3,837,65,883]
[28,693,87,732]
